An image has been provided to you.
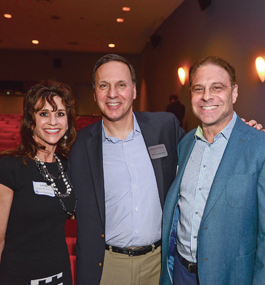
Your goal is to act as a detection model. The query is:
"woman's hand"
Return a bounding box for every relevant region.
[0,184,14,263]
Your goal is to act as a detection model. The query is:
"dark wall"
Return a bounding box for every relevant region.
[0,49,141,115]
[141,0,265,131]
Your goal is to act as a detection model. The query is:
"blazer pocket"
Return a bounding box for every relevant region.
[235,249,256,285]
[225,173,257,208]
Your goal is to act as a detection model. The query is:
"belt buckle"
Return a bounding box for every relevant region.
[128,249,134,257]
[188,263,196,273]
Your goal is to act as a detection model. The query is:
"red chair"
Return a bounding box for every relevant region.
[0,139,18,151]
[65,219,77,285]
[0,133,16,140]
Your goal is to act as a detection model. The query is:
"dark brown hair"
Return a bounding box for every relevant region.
[1,79,76,160]
[92,54,136,88]
[189,56,237,87]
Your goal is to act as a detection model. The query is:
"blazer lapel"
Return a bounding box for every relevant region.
[201,118,250,222]
[85,120,105,225]
[173,132,197,200]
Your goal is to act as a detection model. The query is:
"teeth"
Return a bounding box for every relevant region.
[202,106,217,110]
[45,129,60,133]
[107,103,120,106]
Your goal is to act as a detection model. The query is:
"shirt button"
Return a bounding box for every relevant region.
[129,163,132,166]
[194,236,197,239]
[195,212,198,215]
[199,188,202,191]
[203,165,206,168]
[123,142,126,146]
[133,185,136,188]
[135,207,138,211]
[99,262,102,267]
[135,230,138,234]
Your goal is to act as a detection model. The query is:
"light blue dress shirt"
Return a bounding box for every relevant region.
[177,112,237,263]
[102,114,162,248]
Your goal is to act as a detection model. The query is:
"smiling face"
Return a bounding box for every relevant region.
[32,96,68,152]
[190,64,238,135]
[94,60,136,124]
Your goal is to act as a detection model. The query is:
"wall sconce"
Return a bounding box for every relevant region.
[255,57,265,82]
[178,67,186,85]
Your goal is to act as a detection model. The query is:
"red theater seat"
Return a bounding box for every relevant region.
[65,219,77,284]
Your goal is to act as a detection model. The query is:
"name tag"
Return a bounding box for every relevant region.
[33,181,55,197]
[148,144,168,159]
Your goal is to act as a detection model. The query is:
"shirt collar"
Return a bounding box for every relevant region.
[102,113,141,143]
[195,111,237,142]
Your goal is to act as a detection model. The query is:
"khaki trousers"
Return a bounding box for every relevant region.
[100,246,161,285]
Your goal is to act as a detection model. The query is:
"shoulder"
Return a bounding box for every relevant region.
[179,128,196,144]
[70,120,102,158]
[75,120,102,142]
[234,116,265,143]
[0,155,25,168]
[135,111,178,126]
[0,155,27,189]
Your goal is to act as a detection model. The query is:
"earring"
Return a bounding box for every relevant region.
[63,134,68,146]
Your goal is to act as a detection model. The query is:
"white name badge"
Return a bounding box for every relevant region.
[33,181,55,197]
[148,144,168,159]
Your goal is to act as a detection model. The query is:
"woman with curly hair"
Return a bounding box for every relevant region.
[0,79,77,284]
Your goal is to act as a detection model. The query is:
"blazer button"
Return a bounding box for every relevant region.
[99,262,102,267]
[101,234,104,239]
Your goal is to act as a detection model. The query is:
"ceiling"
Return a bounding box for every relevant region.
[0,0,184,54]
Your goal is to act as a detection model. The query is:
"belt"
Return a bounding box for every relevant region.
[179,254,198,274]
[105,240,161,257]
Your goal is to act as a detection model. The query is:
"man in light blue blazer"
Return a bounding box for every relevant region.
[160,56,265,285]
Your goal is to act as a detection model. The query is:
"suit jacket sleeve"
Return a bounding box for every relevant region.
[253,159,265,284]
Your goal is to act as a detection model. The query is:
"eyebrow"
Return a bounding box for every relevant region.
[39,108,66,111]
[98,79,127,84]
[192,82,225,86]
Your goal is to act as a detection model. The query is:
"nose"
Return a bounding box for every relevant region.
[49,113,58,125]
[107,85,118,99]
[201,87,213,101]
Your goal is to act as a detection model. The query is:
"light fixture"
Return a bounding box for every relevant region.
[32,40,39,45]
[4,14,12,19]
[108,43,115,48]
[178,67,186,85]
[116,18,124,23]
[122,7,130,11]
[255,57,265,82]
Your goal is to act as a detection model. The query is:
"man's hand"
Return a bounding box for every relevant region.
[241,118,264,131]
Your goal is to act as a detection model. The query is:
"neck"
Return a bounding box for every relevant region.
[36,150,56,163]
[201,129,216,144]
[202,114,233,143]
[103,113,134,140]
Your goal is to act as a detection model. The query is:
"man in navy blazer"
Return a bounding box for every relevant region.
[160,56,265,285]
[68,54,185,284]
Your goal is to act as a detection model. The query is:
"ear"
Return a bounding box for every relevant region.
[133,86,137,100]
[232,84,238,104]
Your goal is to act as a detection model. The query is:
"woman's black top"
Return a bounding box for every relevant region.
[0,155,76,283]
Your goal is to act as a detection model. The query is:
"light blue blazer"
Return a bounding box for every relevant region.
[160,116,265,285]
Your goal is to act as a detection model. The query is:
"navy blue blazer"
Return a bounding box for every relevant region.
[68,111,185,285]
[160,116,265,285]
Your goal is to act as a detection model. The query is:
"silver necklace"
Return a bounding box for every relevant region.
[35,154,76,215]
